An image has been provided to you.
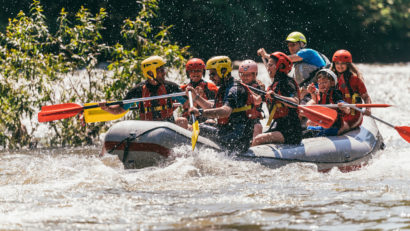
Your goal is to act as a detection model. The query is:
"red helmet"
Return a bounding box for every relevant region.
[332,50,352,63]
[186,58,205,71]
[270,52,292,74]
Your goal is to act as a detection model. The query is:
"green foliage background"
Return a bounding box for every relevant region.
[0,0,188,149]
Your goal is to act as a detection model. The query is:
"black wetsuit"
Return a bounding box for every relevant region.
[266,74,302,144]
[199,77,254,153]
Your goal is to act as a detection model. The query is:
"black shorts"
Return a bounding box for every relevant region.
[199,122,253,153]
[267,121,302,144]
[250,119,261,127]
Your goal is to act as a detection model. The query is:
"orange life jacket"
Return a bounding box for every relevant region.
[180,80,218,118]
[214,82,255,125]
[338,73,362,116]
[140,84,174,121]
[245,81,263,120]
[317,89,335,104]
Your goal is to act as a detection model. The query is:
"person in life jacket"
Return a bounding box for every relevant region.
[331,49,372,130]
[99,56,185,122]
[258,31,330,104]
[238,59,264,140]
[303,69,351,137]
[186,56,256,153]
[252,52,302,146]
[175,58,218,129]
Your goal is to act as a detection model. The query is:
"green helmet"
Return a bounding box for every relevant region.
[286,31,307,44]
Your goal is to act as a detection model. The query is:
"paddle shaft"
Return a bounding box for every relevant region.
[247,85,298,108]
[188,91,196,123]
[351,106,396,128]
[84,92,186,110]
[318,103,391,108]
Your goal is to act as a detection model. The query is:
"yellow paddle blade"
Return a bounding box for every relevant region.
[84,102,128,123]
[191,120,199,150]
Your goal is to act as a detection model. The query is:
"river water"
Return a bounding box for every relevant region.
[0,63,409,230]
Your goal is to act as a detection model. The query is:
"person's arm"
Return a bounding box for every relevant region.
[189,105,232,119]
[266,91,299,108]
[355,77,372,115]
[334,90,350,114]
[257,48,270,59]
[288,54,303,62]
[186,86,214,109]
[268,79,299,108]
[99,85,140,114]
[276,95,299,108]
[337,101,351,114]
[307,83,318,103]
[361,92,372,115]
[99,103,127,115]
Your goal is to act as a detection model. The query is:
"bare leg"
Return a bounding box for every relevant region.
[252,131,285,146]
[253,123,263,140]
[337,121,350,135]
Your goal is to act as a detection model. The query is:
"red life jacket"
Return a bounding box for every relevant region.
[316,89,335,104]
[337,73,362,116]
[245,81,263,120]
[316,88,346,129]
[140,84,174,121]
[180,80,218,118]
[266,78,300,125]
[214,82,254,125]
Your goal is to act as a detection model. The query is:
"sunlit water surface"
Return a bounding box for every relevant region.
[0,63,409,230]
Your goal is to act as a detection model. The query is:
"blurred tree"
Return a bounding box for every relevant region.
[1,0,409,62]
[155,0,409,62]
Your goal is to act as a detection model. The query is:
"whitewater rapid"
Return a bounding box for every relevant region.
[0,63,409,230]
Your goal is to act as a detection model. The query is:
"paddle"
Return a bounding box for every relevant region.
[349,106,410,143]
[188,91,199,150]
[38,92,186,122]
[317,103,392,108]
[247,85,337,129]
[83,102,127,123]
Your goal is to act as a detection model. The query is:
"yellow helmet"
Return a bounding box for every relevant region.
[206,56,232,78]
[141,56,165,79]
[285,31,307,44]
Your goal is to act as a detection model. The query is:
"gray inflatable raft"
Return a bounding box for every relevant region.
[102,116,384,172]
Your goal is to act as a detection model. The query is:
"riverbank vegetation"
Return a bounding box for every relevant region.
[0,0,188,148]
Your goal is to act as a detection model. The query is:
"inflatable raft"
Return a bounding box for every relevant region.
[102,116,384,172]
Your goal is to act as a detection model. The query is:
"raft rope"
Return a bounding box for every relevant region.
[106,126,187,164]
[108,132,138,164]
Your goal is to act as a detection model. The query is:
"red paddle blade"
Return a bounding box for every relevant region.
[356,104,392,108]
[395,126,410,143]
[38,103,83,122]
[299,105,338,129]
